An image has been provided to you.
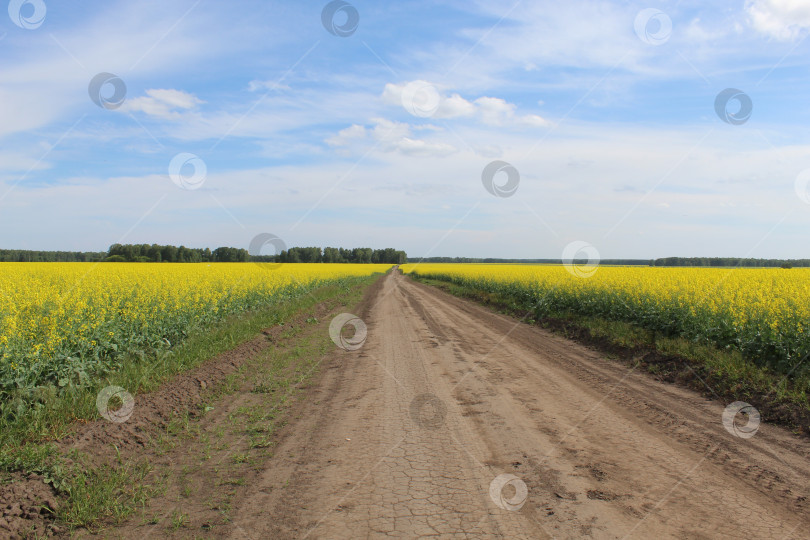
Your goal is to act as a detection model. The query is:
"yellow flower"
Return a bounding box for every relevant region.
[401,263,810,368]
[0,262,393,386]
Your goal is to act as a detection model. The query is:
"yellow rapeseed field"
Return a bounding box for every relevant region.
[401,263,810,373]
[0,263,390,395]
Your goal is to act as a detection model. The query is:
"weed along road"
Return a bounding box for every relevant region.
[222,271,810,539]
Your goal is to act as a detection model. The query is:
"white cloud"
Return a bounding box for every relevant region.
[436,1,638,79]
[415,1,778,90]
[382,81,549,127]
[371,118,412,142]
[326,124,367,146]
[372,118,457,157]
[326,118,457,157]
[474,96,551,127]
[474,96,515,126]
[392,137,456,157]
[120,89,204,119]
[438,93,477,118]
[519,115,551,128]
[746,0,810,40]
[382,82,473,119]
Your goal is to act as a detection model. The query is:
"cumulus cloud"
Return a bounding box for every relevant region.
[326,118,456,157]
[371,118,412,142]
[326,124,367,146]
[382,81,549,127]
[746,0,810,40]
[120,89,204,119]
[473,97,549,127]
[439,93,477,118]
[381,81,475,119]
[474,96,515,125]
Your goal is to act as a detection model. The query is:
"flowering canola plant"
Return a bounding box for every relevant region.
[401,263,810,374]
[0,263,390,396]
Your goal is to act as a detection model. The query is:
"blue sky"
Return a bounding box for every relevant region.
[2,0,810,259]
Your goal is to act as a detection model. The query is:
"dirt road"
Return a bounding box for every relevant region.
[225,271,810,539]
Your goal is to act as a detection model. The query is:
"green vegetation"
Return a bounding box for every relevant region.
[407,257,653,265]
[278,246,407,264]
[652,257,810,267]
[106,243,248,262]
[0,245,408,263]
[0,249,106,262]
[406,256,810,267]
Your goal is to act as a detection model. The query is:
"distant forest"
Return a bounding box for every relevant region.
[277,247,406,264]
[0,248,807,267]
[105,244,252,263]
[408,256,810,268]
[650,257,810,268]
[0,244,407,264]
[409,257,652,265]
[0,250,105,262]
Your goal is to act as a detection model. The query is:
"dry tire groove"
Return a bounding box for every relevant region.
[225,271,810,539]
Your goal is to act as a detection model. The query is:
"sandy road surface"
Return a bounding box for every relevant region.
[226,271,810,539]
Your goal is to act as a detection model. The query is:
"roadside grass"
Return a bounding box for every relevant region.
[59,455,154,528]
[135,279,364,535]
[413,275,810,436]
[0,273,380,531]
[173,309,343,531]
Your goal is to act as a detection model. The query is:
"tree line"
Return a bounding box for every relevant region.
[408,256,810,267]
[0,249,106,262]
[1,248,806,267]
[277,247,407,264]
[652,257,810,268]
[408,257,652,265]
[106,244,249,262]
[0,244,407,264]
[107,244,407,263]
